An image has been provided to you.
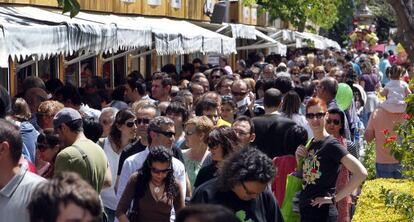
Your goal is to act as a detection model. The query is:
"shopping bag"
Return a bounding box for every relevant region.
[280,138,314,222]
[280,171,302,222]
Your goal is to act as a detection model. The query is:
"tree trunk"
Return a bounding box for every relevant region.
[388,0,414,61]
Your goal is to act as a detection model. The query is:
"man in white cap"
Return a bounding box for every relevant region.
[53,107,111,193]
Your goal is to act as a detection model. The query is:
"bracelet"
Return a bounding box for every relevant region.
[331,194,336,204]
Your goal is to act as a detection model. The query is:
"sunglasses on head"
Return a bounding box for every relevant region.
[135,118,150,125]
[151,167,171,174]
[154,130,176,138]
[305,112,326,119]
[326,119,341,125]
[185,130,196,136]
[125,121,136,128]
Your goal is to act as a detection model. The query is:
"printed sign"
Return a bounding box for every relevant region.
[171,0,181,8]
[147,0,161,6]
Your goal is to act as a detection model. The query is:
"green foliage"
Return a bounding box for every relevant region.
[362,141,377,180]
[57,0,80,18]
[380,187,414,221]
[244,0,343,31]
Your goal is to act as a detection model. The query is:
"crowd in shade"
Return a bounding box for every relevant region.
[2,47,414,222]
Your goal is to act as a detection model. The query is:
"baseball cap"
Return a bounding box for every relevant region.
[53,108,82,130]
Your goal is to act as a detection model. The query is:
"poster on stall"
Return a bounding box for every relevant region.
[147,0,161,6]
[243,7,250,20]
[251,7,257,20]
[171,0,181,8]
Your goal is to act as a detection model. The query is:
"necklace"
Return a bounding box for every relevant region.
[150,180,163,194]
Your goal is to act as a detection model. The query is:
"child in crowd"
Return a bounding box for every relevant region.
[380,65,412,113]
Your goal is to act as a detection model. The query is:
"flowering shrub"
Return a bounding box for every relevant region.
[353,179,414,222]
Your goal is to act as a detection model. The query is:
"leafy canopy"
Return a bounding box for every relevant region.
[244,0,344,31]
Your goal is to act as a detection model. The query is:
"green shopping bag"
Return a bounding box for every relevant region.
[280,138,314,222]
[280,172,302,222]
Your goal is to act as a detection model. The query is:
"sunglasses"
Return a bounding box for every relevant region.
[154,130,176,138]
[151,167,171,174]
[232,91,247,96]
[185,130,196,136]
[305,112,326,119]
[135,118,150,125]
[125,121,136,128]
[326,119,341,125]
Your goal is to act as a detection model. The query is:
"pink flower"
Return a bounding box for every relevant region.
[382,129,389,135]
[403,114,412,120]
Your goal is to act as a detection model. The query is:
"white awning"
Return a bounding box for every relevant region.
[270,29,341,50]
[192,21,287,55]
[115,17,237,55]
[0,5,235,67]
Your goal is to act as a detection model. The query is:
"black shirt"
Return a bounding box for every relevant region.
[191,178,284,222]
[299,136,348,207]
[193,163,218,188]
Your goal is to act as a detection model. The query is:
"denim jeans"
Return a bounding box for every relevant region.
[376,163,403,179]
[104,207,116,222]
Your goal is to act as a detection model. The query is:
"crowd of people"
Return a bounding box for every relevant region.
[0,47,411,222]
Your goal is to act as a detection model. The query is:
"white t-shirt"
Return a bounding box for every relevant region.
[384,80,409,105]
[100,138,120,210]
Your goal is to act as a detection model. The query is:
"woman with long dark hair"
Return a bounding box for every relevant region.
[101,108,136,222]
[116,147,184,222]
[295,97,367,222]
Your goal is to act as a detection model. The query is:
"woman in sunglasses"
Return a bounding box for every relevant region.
[116,147,184,222]
[193,126,241,189]
[295,97,367,222]
[100,109,136,222]
[325,107,359,222]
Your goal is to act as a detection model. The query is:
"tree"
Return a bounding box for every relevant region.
[57,0,80,18]
[244,0,344,32]
[387,0,414,61]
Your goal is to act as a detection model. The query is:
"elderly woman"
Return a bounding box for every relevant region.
[99,107,119,138]
[183,116,215,188]
[295,97,367,222]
